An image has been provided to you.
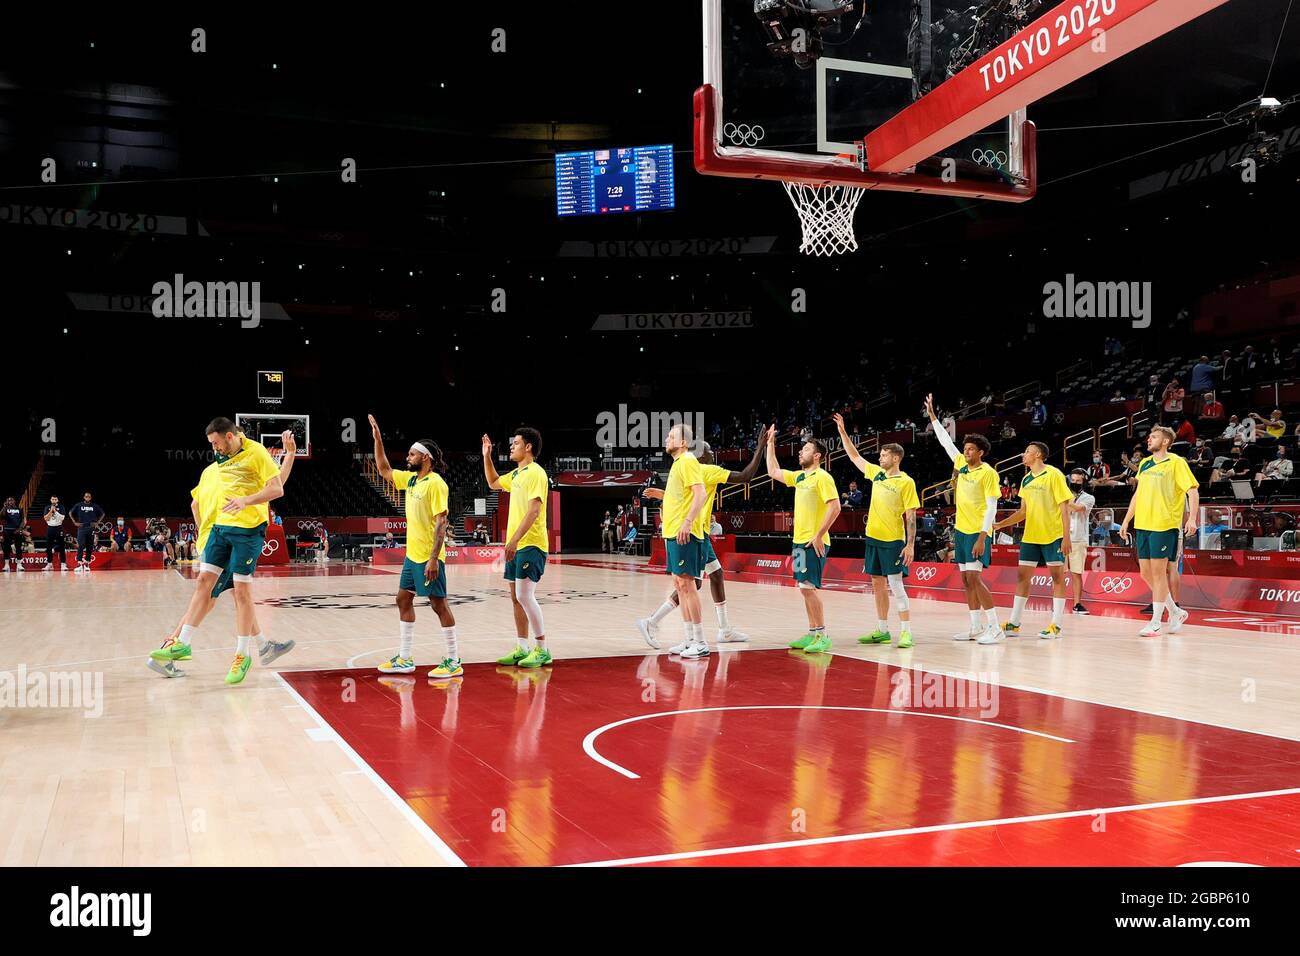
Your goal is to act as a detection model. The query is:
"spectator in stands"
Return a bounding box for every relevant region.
[1144,374,1163,413]
[176,528,195,562]
[1091,510,1120,545]
[1,497,23,572]
[69,491,103,572]
[1249,409,1287,441]
[269,507,283,527]
[1268,338,1285,376]
[1211,446,1251,483]
[111,517,131,552]
[1174,417,1196,446]
[709,515,723,536]
[1161,378,1185,419]
[600,510,616,553]
[43,495,66,571]
[1256,445,1293,483]
[1085,454,1111,488]
[476,525,490,544]
[1109,387,1127,404]
[1030,398,1047,429]
[1189,355,1218,396]
[1219,349,1241,392]
[1198,392,1225,429]
[145,517,175,567]
[1000,420,1017,441]
[1066,469,1095,613]
[1189,439,1214,469]
[1219,415,1244,443]
[841,480,863,509]
[933,521,955,563]
[1241,345,1260,385]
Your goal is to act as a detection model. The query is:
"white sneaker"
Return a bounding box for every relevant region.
[668,638,692,655]
[637,618,661,649]
[1167,606,1190,634]
[680,642,710,660]
[953,629,979,641]
[15,564,24,572]
[977,625,1005,644]
[717,628,749,643]
[42,564,52,572]
[58,566,67,572]
[1139,622,1162,637]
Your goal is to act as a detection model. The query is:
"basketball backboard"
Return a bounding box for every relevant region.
[695,0,1037,200]
[236,412,312,459]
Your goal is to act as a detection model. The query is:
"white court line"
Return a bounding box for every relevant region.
[583,705,1075,779]
[273,672,466,867]
[568,786,1300,867]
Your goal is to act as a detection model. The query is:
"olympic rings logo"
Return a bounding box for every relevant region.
[724,122,765,147]
[1098,576,1133,594]
[261,539,281,556]
[296,520,322,531]
[914,566,938,581]
[477,549,496,558]
[730,515,746,529]
[971,148,1009,168]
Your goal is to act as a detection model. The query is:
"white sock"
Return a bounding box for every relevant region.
[1150,602,1164,624]
[518,636,533,650]
[693,622,706,646]
[650,599,676,625]
[969,610,982,631]
[1051,598,1066,627]
[899,618,911,633]
[255,632,269,653]
[714,601,730,630]
[443,626,458,660]
[877,619,889,634]
[984,606,1000,628]
[179,624,197,643]
[236,635,250,655]
[1011,596,1027,625]
[399,620,415,659]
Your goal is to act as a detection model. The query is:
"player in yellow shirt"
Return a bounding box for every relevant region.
[1119,425,1199,636]
[483,427,553,668]
[149,431,299,679]
[924,395,1003,643]
[834,414,921,648]
[367,416,461,678]
[766,426,841,654]
[637,427,770,656]
[992,441,1073,639]
[655,424,712,659]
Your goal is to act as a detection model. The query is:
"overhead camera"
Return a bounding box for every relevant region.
[754,0,859,70]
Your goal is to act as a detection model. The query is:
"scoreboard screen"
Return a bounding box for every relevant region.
[555,144,675,217]
[258,370,285,403]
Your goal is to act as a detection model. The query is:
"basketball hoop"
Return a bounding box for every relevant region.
[781,182,865,256]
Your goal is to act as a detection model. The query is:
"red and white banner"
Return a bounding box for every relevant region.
[556,471,652,487]
[372,545,504,566]
[12,552,164,571]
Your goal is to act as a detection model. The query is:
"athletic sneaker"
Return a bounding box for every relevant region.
[1138,622,1162,636]
[637,618,661,649]
[668,638,692,655]
[496,644,530,666]
[15,563,24,572]
[42,564,52,572]
[147,659,184,678]
[680,642,710,660]
[1038,624,1063,640]
[1073,603,1089,615]
[789,633,816,650]
[258,639,295,666]
[377,655,415,674]
[1168,606,1190,633]
[717,628,749,643]
[1002,622,1021,635]
[224,653,252,685]
[857,629,891,645]
[150,640,192,662]
[803,635,833,654]
[517,647,553,668]
[897,630,913,649]
[953,629,980,642]
[428,657,464,679]
[977,625,1005,645]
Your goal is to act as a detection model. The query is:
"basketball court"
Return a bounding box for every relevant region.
[5,557,1297,867]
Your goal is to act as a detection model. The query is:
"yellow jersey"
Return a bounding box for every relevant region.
[1134,453,1198,532]
[499,462,549,552]
[1019,465,1072,545]
[693,463,731,538]
[1265,419,1285,439]
[190,462,223,553]
[662,452,705,540]
[950,454,1000,536]
[858,461,920,543]
[214,438,281,529]
[782,468,838,546]
[391,468,449,563]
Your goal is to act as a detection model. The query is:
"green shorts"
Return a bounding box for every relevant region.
[211,565,235,599]
[864,536,908,578]
[201,523,267,581]
[665,537,704,578]
[793,541,829,588]
[1136,528,1180,560]
[953,530,992,568]
[1019,539,1064,567]
[504,545,547,582]
[399,556,447,598]
[700,536,719,574]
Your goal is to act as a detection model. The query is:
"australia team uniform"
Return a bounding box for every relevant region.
[662,452,706,578]
[201,438,281,582]
[949,455,999,568]
[695,462,730,576]
[192,462,236,598]
[499,462,549,581]
[781,467,838,588]
[856,461,920,577]
[1017,465,1072,566]
[1133,454,1198,559]
[391,468,450,597]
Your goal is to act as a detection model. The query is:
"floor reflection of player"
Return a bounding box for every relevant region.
[495,666,555,864]
[656,656,735,851]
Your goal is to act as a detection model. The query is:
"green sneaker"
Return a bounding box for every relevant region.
[496,644,530,666]
[803,635,833,654]
[1002,622,1021,635]
[150,640,192,661]
[789,633,816,650]
[517,647,553,668]
[858,630,891,645]
[224,652,252,685]
[897,630,913,649]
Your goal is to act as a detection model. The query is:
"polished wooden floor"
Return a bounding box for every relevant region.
[2,555,1298,866]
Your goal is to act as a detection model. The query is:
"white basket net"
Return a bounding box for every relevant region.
[781,181,866,256]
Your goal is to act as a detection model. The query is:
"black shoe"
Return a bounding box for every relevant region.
[1073,603,1089,615]
[1139,604,1154,615]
